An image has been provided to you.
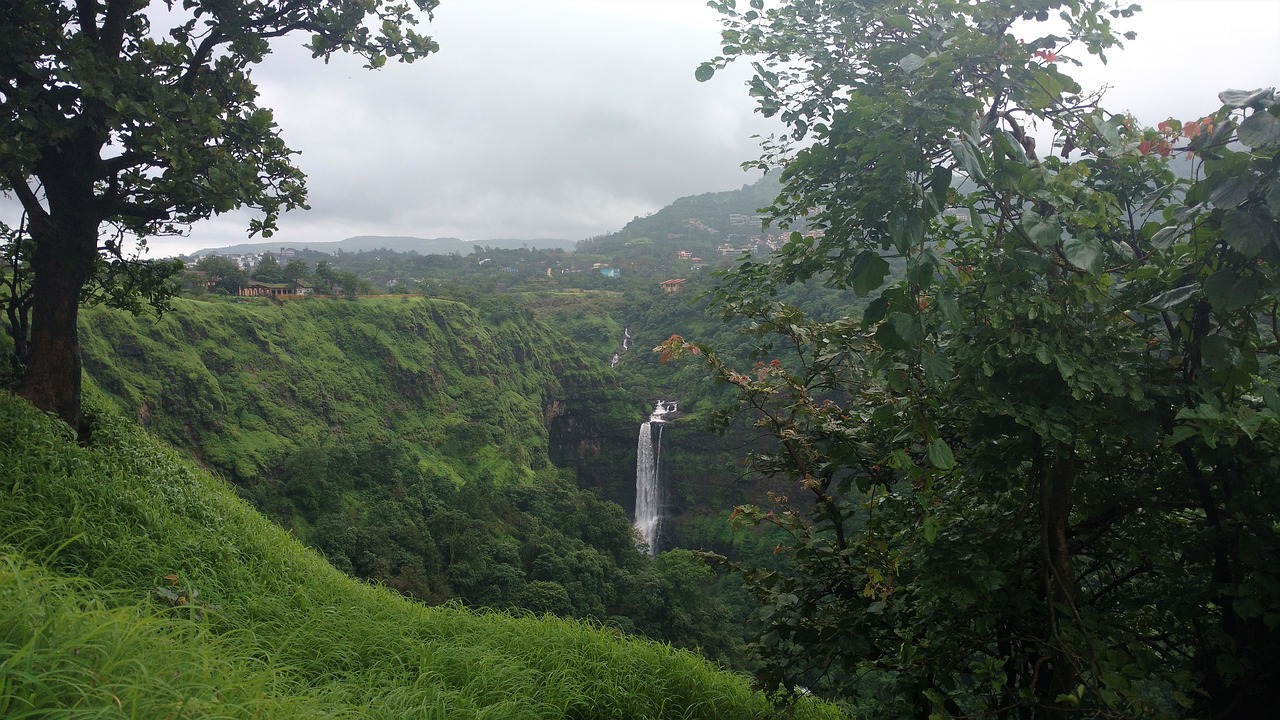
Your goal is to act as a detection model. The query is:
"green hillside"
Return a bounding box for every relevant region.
[80,295,593,488]
[71,296,764,663]
[0,392,837,718]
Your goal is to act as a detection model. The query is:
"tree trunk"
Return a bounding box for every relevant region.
[16,183,100,437]
[1040,450,1079,720]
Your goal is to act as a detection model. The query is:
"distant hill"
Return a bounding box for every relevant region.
[577,175,784,256]
[189,234,574,258]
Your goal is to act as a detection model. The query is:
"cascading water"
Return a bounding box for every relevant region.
[610,327,631,368]
[634,400,674,555]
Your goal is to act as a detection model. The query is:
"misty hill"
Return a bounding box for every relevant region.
[577,175,784,256]
[189,234,573,258]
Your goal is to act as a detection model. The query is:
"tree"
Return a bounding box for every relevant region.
[253,254,283,283]
[281,257,311,284]
[313,258,339,294]
[194,254,245,295]
[0,0,438,433]
[671,0,1280,716]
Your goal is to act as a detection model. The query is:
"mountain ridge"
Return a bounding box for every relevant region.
[189,234,575,258]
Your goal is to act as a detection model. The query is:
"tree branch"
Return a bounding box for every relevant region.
[100,0,131,57]
[178,28,225,96]
[75,0,100,43]
[5,174,48,225]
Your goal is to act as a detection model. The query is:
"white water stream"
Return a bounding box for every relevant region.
[634,400,674,555]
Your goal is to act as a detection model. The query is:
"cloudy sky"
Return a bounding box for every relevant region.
[7,0,1279,256]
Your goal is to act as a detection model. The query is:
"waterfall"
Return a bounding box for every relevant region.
[634,400,675,556]
[610,327,631,367]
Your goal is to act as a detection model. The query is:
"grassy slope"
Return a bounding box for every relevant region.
[0,392,838,718]
[80,296,587,488]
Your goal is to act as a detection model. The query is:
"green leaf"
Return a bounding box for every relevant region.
[898,53,924,73]
[949,138,985,182]
[1222,209,1277,258]
[1151,225,1181,250]
[930,165,953,210]
[1201,335,1239,371]
[1023,213,1061,249]
[889,211,924,254]
[871,402,897,427]
[1144,284,1198,310]
[1205,270,1260,313]
[1218,87,1274,109]
[875,318,910,350]
[922,348,953,386]
[695,63,716,82]
[1062,236,1104,273]
[1265,178,1280,219]
[1054,352,1076,379]
[1092,114,1123,148]
[864,295,889,325]
[936,291,962,327]
[889,448,915,470]
[885,14,912,31]
[1209,174,1259,209]
[1259,383,1280,415]
[891,311,923,344]
[1237,108,1280,149]
[848,250,891,296]
[994,130,1028,164]
[922,516,939,544]
[1168,424,1199,445]
[927,439,955,470]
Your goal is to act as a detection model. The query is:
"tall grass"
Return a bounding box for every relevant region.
[0,392,843,719]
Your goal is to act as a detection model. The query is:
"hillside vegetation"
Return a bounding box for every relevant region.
[81,295,589,487]
[73,296,761,663]
[0,392,837,718]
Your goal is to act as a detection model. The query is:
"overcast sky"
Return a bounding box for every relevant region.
[6,0,1280,256]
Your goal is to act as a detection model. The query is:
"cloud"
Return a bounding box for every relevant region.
[5,0,1275,258]
[166,0,775,255]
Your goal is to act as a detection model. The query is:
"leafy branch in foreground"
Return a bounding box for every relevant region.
[677,1,1279,717]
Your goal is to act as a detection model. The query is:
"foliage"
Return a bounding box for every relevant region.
[194,253,247,294]
[676,0,1280,717]
[74,295,759,662]
[0,218,182,382]
[253,254,284,283]
[0,391,841,719]
[0,0,438,430]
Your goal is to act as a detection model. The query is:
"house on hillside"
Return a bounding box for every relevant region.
[237,280,291,297]
[182,270,213,293]
[660,278,686,294]
[236,279,314,298]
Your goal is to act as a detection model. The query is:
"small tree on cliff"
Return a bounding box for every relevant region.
[0,0,438,433]
[669,0,1280,716]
